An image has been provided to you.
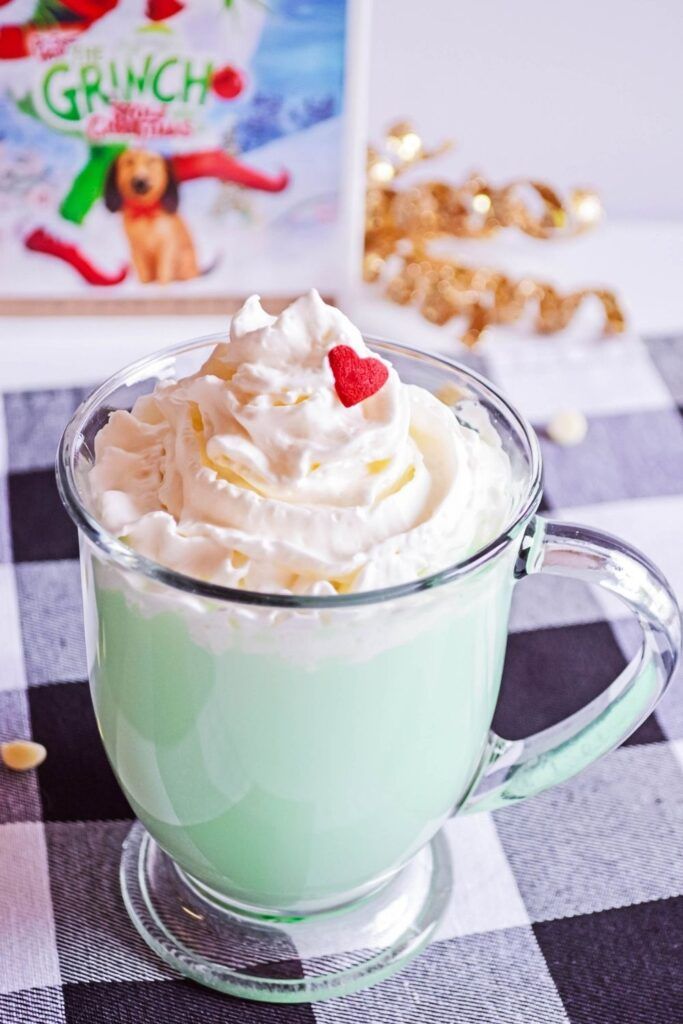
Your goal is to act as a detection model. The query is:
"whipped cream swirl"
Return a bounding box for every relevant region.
[89,291,513,595]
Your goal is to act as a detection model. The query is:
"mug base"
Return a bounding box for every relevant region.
[120,821,452,1003]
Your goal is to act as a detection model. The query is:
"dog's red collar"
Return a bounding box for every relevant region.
[123,200,164,219]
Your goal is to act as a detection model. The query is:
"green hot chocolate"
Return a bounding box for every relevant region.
[83,291,515,912]
[86,551,514,910]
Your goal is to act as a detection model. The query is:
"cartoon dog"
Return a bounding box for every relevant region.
[104,149,199,284]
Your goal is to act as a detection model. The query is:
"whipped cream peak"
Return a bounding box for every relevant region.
[206,289,368,376]
[89,292,513,596]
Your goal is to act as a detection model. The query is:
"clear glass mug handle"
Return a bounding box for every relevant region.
[464,517,681,814]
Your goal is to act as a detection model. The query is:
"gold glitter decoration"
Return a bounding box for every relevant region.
[365,123,626,346]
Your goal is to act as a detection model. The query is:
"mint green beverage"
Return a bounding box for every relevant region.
[86,547,515,911]
[60,330,678,1002]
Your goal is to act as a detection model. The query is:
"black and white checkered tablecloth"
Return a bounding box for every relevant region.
[1,333,682,1023]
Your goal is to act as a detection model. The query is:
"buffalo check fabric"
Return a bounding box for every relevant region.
[1,332,682,1023]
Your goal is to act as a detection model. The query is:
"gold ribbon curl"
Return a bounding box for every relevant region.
[365,123,626,347]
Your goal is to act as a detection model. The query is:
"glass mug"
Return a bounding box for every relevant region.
[57,337,680,1003]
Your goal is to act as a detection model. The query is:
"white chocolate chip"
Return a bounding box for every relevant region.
[1,740,47,772]
[546,409,588,446]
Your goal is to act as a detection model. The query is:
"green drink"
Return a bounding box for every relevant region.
[87,550,514,911]
[59,311,679,1001]
[80,293,521,913]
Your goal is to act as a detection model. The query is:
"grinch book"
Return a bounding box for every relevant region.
[0,0,368,310]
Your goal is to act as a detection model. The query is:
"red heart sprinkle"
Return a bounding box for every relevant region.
[328,345,389,408]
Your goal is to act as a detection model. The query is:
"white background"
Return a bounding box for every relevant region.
[367,0,681,219]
